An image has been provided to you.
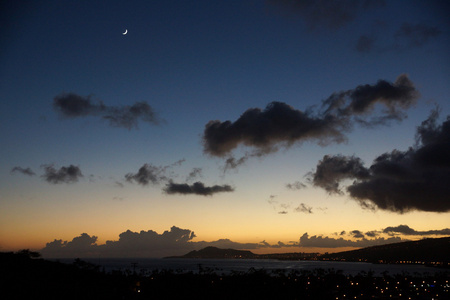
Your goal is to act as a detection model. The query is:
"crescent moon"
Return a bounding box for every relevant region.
[122,29,128,35]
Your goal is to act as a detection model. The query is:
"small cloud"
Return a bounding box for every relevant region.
[350,230,365,239]
[53,92,162,129]
[268,195,278,205]
[286,181,307,190]
[365,230,380,237]
[355,34,376,53]
[186,168,203,181]
[125,164,169,186]
[124,160,184,186]
[294,203,313,214]
[10,166,35,176]
[278,211,288,215]
[114,181,124,188]
[394,22,441,48]
[41,164,83,184]
[163,181,234,196]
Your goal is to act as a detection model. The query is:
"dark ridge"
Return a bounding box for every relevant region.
[320,237,450,265]
[0,251,135,299]
[2,249,449,299]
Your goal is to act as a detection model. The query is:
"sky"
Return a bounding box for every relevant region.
[1,0,449,258]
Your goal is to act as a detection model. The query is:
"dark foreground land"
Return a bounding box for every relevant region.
[1,251,449,300]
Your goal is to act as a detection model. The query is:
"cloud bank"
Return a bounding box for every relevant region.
[41,164,83,184]
[53,92,161,129]
[41,226,264,258]
[308,109,450,213]
[203,75,418,158]
[39,224,448,257]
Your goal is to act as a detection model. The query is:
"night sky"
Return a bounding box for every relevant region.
[1,0,449,258]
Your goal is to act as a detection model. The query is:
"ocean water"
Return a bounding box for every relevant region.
[53,258,445,276]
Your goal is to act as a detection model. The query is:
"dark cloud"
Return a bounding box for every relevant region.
[41,164,83,184]
[299,232,405,248]
[323,74,419,124]
[268,0,385,31]
[124,159,185,186]
[308,155,370,194]
[164,181,234,196]
[350,230,365,239]
[41,227,196,258]
[394,23,442,48]
[309,109,450,213]
[203,75,418,158]
[286,181,307,190]
[125,164,169,186]
[222,155,249,172]
[294,203,313,214]
[41,233,98,258]
[383,225,450,236]
[10,166,35,176]
[53,92,161,129]
[365,230,380,237]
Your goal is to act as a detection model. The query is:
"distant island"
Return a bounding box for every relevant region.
[167,237,450,267]
[166,246,318,260]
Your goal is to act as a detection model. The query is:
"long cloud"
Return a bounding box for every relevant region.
[203,75,418,159]
[356,22,442,53]
[53,92,162,129]
[268,0,386,31]
[383,225,450,236]
[164,181,234,196]
[308,109,450,213]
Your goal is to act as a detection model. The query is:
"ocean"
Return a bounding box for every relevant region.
[52,258,446,276]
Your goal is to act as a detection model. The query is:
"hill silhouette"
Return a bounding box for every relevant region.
[169,237,449,266]
[0,250,136,299]
[320,237,450,265]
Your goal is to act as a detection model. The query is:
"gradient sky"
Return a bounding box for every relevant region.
[1,0,449,258]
